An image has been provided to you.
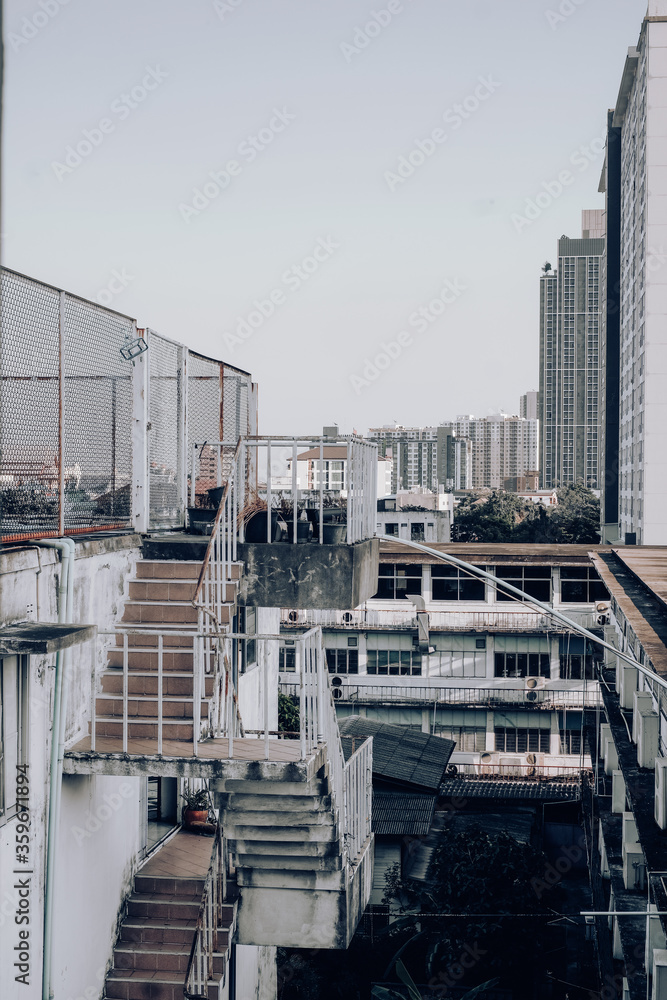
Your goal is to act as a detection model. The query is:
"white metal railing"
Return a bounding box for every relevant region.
[343,735,373,864]
[184,823,230,999]
[280,608,598,632]
[452,761,590,781]
[279,678,603,710]
[191,435,377,545]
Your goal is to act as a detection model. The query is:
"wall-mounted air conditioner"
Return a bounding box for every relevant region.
[525,676,545,703]
[596,602,610,626]
[525,753,543,776]
[331,676,344,700]
[633,691,653,743]
[652,948,667,1000]
[637,708,659,769]
[619,660,638,710]
[286,609,301,624]
[647,905,667,983]
[612,769,626,815]
[655,758,667,830]
[341,612,354,625]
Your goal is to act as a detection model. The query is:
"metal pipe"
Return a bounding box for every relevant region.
[36,537,75,1000]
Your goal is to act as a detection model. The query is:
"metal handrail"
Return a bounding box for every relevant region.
[183,823,228,999]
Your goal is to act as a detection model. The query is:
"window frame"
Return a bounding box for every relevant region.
[431,564,486,602]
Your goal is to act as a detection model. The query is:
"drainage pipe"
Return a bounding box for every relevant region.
[35,538,75,1000]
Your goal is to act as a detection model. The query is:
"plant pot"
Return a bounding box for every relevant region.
[286,518,313,544]
[206,486,225,508]
[322,523,347,544]
[184,808,208,825]
[187,507,218,534]
[244,510,287,542]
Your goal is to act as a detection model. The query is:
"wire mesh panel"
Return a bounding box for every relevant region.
[1,269,135,541]
[62,294,134,532]
[0,270,61,539]
[188,351,223,503]
[148,332,183,529]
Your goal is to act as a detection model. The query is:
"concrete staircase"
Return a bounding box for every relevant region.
[104,832,236,1000]
[215,766,373,949]
[94,560,238,742]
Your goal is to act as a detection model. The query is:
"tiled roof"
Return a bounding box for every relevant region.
[439,778,580,801]
[338,716,455,792]
[372,792,436,836]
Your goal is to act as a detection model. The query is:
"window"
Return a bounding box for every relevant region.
[384,523,399,537]
[325,648,358,674]
[494,566,551,603]
[559,636,596,679]
[367,649,422,676]
[0,656,28,826]
[410,523,425,541]
[435,726,486,751]
[431,565,485,601]
[560,567,609,604]
[279,641,296,672]
[238,607,257,673]
[494,727,549,753]
[374,564,422,600]
[560,729,583,755]
[494,652,550,678]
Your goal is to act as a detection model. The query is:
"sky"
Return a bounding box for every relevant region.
[2,0,650,435]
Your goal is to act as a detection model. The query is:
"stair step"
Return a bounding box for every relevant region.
[107,649,194,669]
[93,719,194,740]
[127,893,202,921]
[228,839,341,858]
[222,809,335,828]
[101,673,212,698]
[129,580,237,602]
[119,919,196,945]
[105,968,223,1000]
[218,793,331,813]
[96,695,208,719]
[122,602,202,626]
[114,632,196,650]
[134,874,206,896]
[224,823,338,843]
[113,943,192,973]
[236,852,344,871]
[136,561,205,580]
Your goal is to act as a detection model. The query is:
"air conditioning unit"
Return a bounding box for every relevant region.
[596,602,610,613]
[331,675,344,700]
[525,677,545,703]
[654,950,667,1000]
[655,758,667,830]
[342,612,354,625]
[286,609,300,624]
[597,614,610,626]
[525,753,543,776]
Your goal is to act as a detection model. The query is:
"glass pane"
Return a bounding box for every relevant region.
[497,565,521,578]
[524,566,551,579]
[432,579,460,601]
[561,581,587,603]
[460,578,485,601]
[525,580,551,602]
[431,565,456,577]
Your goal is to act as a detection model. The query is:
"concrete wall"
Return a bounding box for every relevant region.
[238,539,379,610]
[0,537,142,1000]
[236,945,277,1000]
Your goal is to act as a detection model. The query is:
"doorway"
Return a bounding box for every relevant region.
[145,776,178,853]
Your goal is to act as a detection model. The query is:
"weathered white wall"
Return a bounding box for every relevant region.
[0,537,142,1000]
[236,945,277,1000]
[238,608,279,732]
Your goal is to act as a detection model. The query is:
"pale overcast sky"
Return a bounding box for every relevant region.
[2,0,649,434]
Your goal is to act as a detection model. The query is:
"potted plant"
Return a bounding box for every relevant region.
[238,490,287,542]
[182,788,209,825]
[275,493,312,543]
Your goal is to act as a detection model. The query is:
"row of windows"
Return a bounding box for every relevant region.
[439,726,582,755]
[373,564,608,603]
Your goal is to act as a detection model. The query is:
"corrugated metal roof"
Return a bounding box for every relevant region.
[372,792,436,836]
[338,716,455,791]
[379,540,612,566]
[439,778,580,801]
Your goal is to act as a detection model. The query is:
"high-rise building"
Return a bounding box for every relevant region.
[453,413,538,490]
[367,425,471,492]
[599,1,667,544]
[538,213,605,490]
[520,390,538,420]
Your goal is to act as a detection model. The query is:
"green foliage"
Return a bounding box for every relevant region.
[1,487,58,520]
[278,691,300,734]
[452,484,601,544]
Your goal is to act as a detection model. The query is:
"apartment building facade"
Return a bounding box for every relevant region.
[367,425,471,493]
[538,215,604,491]
[454,412,539,490]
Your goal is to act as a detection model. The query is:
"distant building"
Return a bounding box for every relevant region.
[520,391,538,421]
[504,472,540,493]
[453,413,538,490]
[539,213,604,491]
[287,445,393,498]
[367,425,471,493]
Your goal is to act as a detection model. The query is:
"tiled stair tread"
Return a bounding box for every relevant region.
[121,919,197,932]
[107,970,187,982]
[129,892,204,904]
[114,943,192,955]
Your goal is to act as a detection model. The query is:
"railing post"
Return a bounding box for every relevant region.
[122,632,129,754]
[58,291,66,536]
[90,643,96,752]
[157,633,163,757]
[131,326,150,534]
[177,346,188,529]
[298,642,306,759]
[316,632,325,744]
[264,641,270,761]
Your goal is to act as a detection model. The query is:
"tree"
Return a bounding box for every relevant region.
[278,692,299,735]
[451,491,526,542]
[548,483,601,543]
[451,484,601,544]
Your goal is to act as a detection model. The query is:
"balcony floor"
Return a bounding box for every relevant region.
[64,735,326,779]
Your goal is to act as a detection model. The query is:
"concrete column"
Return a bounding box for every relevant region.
[550,636,560,680]
[549,715,560,756]
[485,711,495,751]
[485,635,495,679]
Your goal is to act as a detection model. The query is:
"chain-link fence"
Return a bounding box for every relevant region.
[1,269,255,541]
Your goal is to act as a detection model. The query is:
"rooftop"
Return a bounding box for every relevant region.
[338,716,454,792]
